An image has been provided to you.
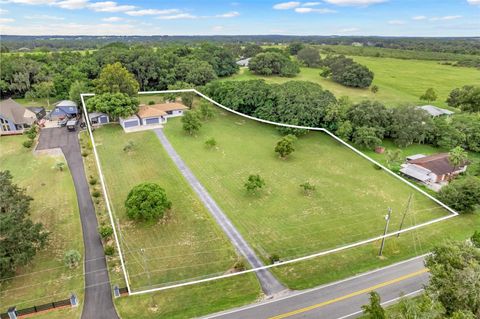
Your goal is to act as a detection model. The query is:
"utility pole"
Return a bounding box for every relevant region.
[397,194,413,238]
[379,207,392,257]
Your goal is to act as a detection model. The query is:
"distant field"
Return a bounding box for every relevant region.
[226,56,479,107]
[164,109,451,265]
[93,126,259,291]
[0,135,83,315]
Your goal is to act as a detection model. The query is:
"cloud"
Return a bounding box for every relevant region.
[323,0,386,5]
[467,0,480,5]
[0,21,149,35]
[102,16,123,21]
[25,14,65,19]
[55,0,88,9]
[87,1,135,12]
[302,1,321,5]
[157,13,197,20]
[429,15,462,21]
[125,9,180,16]
[412,15,426,20]
[0,8,8,14]
[212,25,224,32]
[215,11,239,18]
[294,7,336,13]
[0,17,14,23]
[273,1,301,9]
[3,0,56,4]
[339,27,359,32]
[388,19,405,25]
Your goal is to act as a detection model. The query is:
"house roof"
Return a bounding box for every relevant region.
[141,102,188,113]
[236,57,251,66]
[137,105,167,119]
[400,164,432,182]
[55,100,77,107]
[408,153,466,176]
[0,98,36,125]
[26,107,45,114]
[417,105,454,117]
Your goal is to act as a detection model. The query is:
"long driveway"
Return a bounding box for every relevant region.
[154,128,285,296]
[36,127,119,319]
[204,256,428,319]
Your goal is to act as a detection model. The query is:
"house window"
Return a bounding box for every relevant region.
[166,111,173,115]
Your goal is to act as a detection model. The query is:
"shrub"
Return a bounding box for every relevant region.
[233,259,246,271]
[299,182,316,195]
[91,190,101,198]
[244,174,266,194]
[81,151,89,157]
[269,254,280,264]
[64,250,81,269]
[55,162,66,171]
[99,225,113,239]
[125,183,172,221]
[205,138,217,149]
[25,127,37,140]
[123,140,136,152]
[104,245,115,256]
[148,100,155,105]
[22,139,33,148]
[89,177,97,185]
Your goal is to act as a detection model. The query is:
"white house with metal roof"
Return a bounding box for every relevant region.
[417,105,454,117]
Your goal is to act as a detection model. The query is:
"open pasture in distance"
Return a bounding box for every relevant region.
[0,135,83,316]
[93,126,258,291]
[164,108,452,265]
[226,56,479,108]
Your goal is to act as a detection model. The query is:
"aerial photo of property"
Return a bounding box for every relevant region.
[0,0,479,318]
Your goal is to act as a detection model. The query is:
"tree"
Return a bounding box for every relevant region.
[394,294,445,319]
[438,177,480,213]
[274,134,297,159]
[64,249,81,269]
[299,182,316,195]
[167,82,194,108]
[0,171,49,279]
[205,138,217,149]
[26,81,56,107]
[87,92,139,120]
[297,47,321,67]
[385,149,403,168]
[249,52,300,77]
[125,183,172,222]
[242,43,263,58]
[69,80,89,108]
[446,86,480,113]
[193,43,239,77]
[199,101,215,120]
[336,121,353,140]
[389,106,434,147]
[321,55,374,88]
[174,58,217,86]
[371,85,379,94]
[353,126,382,150]
[471,231,480,248]
[420,88,438,103]
[448,146,468,171]
[181,111,202,135]
[287,42,305,55]
[347,101,390,140]
[362,291,386,319]
[94,62,139,96]
[244,174,266,194]
[425,241,480,316]
[433,118,467,150]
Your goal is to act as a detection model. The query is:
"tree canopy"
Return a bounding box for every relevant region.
[321,55,374,88]
[87,92,139,119]
[438,177,480,213]
[249,52,300,77]
[125,183,172,222]
[94,62,139,96]
[447,85,480,113]
[0,170,49,279]
[297,47,321,67]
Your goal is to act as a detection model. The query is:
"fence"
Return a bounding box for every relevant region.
[0,295,76,319]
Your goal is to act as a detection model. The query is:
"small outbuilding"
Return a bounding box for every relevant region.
[417,105,454,117]
[119,115,140,129]
[88,112,109,126]
[49,100,79,120]
[236,57,251,67]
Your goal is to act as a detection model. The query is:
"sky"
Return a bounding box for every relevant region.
[0,0,479,36]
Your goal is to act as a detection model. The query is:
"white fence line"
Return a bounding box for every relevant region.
[82,89,458,296]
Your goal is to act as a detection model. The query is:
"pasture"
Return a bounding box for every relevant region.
[226,56,479,108]
[163,109,451,267]
[0,135,84,316]
[93,126,260,292]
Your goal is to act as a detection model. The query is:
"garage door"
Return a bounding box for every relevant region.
[145,117,159,125]
[100,116,108,124]
[124,120,139,128]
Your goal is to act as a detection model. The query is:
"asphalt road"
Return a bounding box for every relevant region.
[154,128,286,296]
[204,256,428,319]
[37,127,119,319]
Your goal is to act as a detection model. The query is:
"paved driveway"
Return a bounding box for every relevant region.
[37,127,119,319]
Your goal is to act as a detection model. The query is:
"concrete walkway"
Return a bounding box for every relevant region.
[37,127,119,319]
[154,128,286,296]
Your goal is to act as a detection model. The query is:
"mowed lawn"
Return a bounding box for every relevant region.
[0,135,83,317]
[163,110,451,264]
[93,125,258,291]
[226,56,479,108]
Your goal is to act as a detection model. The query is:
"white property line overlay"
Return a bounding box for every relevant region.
[81,89,458,296]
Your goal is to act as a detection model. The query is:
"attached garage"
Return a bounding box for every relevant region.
[137,105,166,126]
[145,117,160,125]
[120,116,140,130]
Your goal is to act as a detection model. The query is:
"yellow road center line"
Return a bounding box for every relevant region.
[269,268,428,319]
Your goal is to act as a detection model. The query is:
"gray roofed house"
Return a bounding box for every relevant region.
[0,98,36,135]
[88,112,109,125]
[417,105,454,117]
[236,57,251,67]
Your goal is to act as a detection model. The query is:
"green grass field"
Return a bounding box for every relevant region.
[163,110,451,265]
[226,56,479,108]
[0,135,84,316]
[93,125,259,291]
